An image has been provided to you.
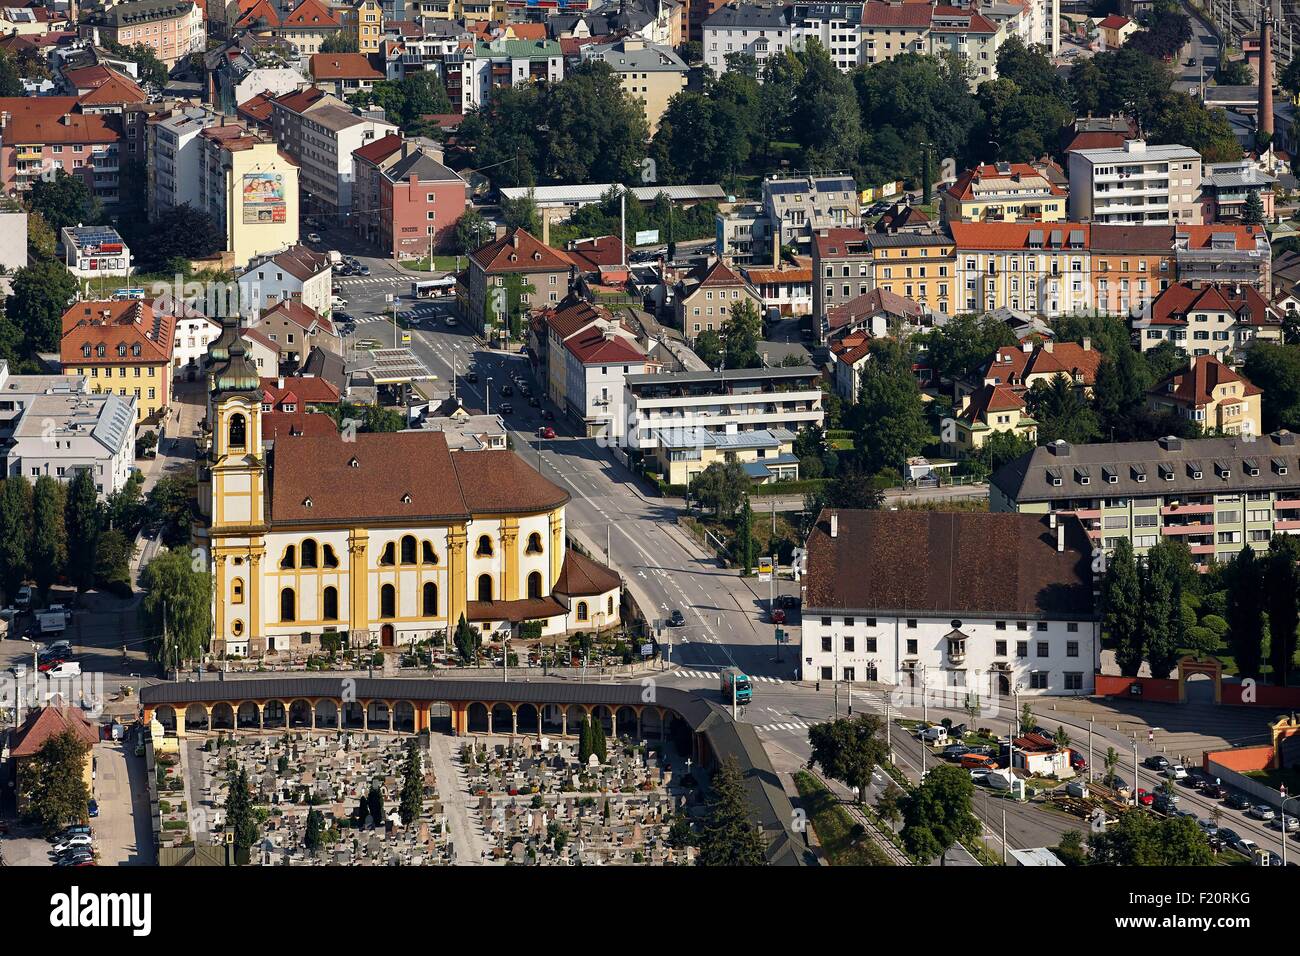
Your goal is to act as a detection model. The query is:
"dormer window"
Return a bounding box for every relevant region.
[82,345,91,357]
[117,344,126,356]
[401,492,412,504]
[349,457,360,467]
[302,497,312,508]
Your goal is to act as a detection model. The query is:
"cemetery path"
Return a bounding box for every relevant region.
[428,735,489,864]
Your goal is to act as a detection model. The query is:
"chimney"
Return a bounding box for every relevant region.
[1042,340,1054,353]
[1056,520,1065,553]
[277,375,284,389]
[1081,337,1091,351]
[1261,2,1275,141]
[830,513,838,538]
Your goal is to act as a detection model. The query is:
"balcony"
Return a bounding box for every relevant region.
[1160,502,1214,516]
[1275,499,1300,510]
[1189,543,1217,555]
[1275,519,1300,531]
[1161,522,1214,535]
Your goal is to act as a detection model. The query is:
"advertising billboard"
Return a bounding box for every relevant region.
[242,172,287,225]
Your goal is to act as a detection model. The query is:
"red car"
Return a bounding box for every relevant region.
[1136,788,1154,806]
[37,656,67,673]
[539,426,556,440]
[771,608,786,625]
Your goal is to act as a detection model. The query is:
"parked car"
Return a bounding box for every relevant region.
[1153,790,1181,813]
[779,595,800,610]
[37,656,67,672]
[1136,788,1155,806]
[1166,764,1189,781]
[1069,749,1087,771]
[466,371,479,384]
[16,585,33,609]
[46,639,72,654]
[1226,791,1254,811]
[88,799,98,819]
[770,608,786,625]
[960,753,998,770]
[1270,815,1300,832]
[1233,838,1259,857]
[63,825,92,837]
[1197,818,1219,838]
[356,265,370,276]
[969,768,992,784]
[1200,783,1225,799]
[306,232,322,244]
[942,744,971,760]
[1248,805,1276,822]
[44,661,81,678]
[919,725,949,744]
[668,609,686,627]
[500,384,514,396]
[1143,755,1170,771]
[53,835,92,854]
[499,402,513,415]
[542,409,555,421]
[1217,827,1241,847]
[539,426,556,440]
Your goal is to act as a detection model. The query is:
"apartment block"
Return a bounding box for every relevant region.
[990,431,1300,566]
[1067,140,1203,225]
[197,122,300,270]
[625,365,825,465]
[444,39,564,113]
[147,103,220,217]
[941,162,1068,224]
[80,0,199,67]
[701,2,791,76]
[579,37,687,132]
[60,300,176,424]
[799,509,1097,695]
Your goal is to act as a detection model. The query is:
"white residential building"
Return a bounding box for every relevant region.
[561,320,654,439]
[239,245,334,317]
[148,104,220,217]
[1067,140,1204,225]
[792,2,863,73]
[444,39,564,113]
[0,362,136,496]
[60,226,131,279]
[702,2,792,76]
[799,509,1098,696]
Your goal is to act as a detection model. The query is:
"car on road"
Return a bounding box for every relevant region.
[500,384,514,396]
[1217,827,1240,847]
[1270,815,1299,832]
[444,316,458,327]
[528,396,540,408]
[1200,782,1225,799]
[465,371,478,383]
[969,768,992,785]
[46,639,72,654]
[539,426,556,439]
[668,609,686,627]
[1232,837,1259,857]
[336,263,355,277]
[37,655,67,672]
[1069,749,1087,771]
[44,661,81,678]
[306,232,321,244]
[1226,791,1253,811]
[1136,788,1155,806]
[1166,764,1188,781]
[542,409,555,421]
[1153,790,1181,813]
[334,311,353,324]
[1143,755,1169,771]
[1247,805,1276,822]
[356,265,370,276]
[779,594,800,610]
[63,825,92,837]
[770,608,786,625]
[88,799,98,819]
[499,402,513,415]
[1197,818,1219,838]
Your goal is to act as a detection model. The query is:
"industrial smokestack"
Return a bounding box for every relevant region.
[1261,2,1275,142]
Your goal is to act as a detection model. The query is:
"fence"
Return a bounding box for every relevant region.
[1206,755,1284,811]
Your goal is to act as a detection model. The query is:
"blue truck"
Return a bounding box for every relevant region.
[719,667,753,705]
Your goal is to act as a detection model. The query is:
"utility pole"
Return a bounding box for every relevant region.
[1132,737,1139,807]
[1088,717,1094,783]
[1002,807,1007,865]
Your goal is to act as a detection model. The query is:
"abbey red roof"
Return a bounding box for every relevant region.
[984,341,1101,387]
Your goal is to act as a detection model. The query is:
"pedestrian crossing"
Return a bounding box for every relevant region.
[335,275,405,288]
[671,670,784,684]
[754,720,813,734]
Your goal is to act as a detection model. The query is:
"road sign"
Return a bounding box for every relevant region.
[775,627,786,644]
[758,557,773,582]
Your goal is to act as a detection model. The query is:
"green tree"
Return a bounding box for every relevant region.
[1244,188,1266,226]
[1266,534,1300,684]
[454,208,491,255]
[1103,537,1145,677]
[1244,343,1300,431]
[8,262,78,354]
[227,767,260,864]
[132,204,224,273]
[721,298,762,369]
[1141,540,1190,678]
[1027,373,1101,445]
[0,50,22,96]
[1055,829,1088,866]
[453,613,479,664]
[63,469,101,592]
[1103,746,1120,788]
[366,783,386,827]
[27,170,99,233]
[30,475,66,594]
[26,209,56,262]
[807,715,890,803]
[590,713,607,763]
[689,461,749,518]
[901,764,981,865]
[1224,545,1267,677]
[735,494,755,574]
[923,314,1017,385]
[693,329,723,368]
[825,470,885,509]
[320,31,359,53]
[0,475,33,597]
[103,41,168,87]
[400,71,453,122]
[578,715,594,764]
[399,740,423,825]
[305,808,325,852]
[697,757,767,866]
[1090,810,1214,865]
[139,548,212,669]
[854,341,929,475]
[500,190,542,234]
[17,729,92,835]
[1019,700,1035,735]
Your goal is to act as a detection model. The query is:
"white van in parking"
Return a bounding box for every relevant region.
[919,725,948,745]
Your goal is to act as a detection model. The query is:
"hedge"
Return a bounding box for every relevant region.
[752,479,830,496]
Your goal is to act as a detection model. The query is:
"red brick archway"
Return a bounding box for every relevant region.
[1177,656,1222,704]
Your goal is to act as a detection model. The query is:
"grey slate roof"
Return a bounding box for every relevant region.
[704,2,791,29]
[992,432,1300,503]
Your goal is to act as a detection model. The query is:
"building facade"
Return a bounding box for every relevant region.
[1067,140,1203,225]
[60,300,175,424]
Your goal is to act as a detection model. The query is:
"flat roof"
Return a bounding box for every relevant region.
[625,366,820,387]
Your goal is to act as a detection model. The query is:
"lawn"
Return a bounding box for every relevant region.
[793,771,893,866]
[1243,767,1300,796]
[401,255,464,273]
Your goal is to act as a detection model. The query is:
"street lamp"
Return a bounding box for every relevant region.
[1282,787,1297,866]
[485,376,492,416]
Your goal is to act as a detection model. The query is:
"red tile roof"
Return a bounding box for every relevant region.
[555,548,621,596]
[235,0,282,28]
[812,228,871,260]
[11,705,98,757]
[259,300,335,336]
[827,288,924,332]
[563,325,645,365]
[470,228,573,274]
[65,65,146,106]
[353,131,403,165]
[695,257,747,288]
[260,375,340,407]
[984,341,1101,387]
[1098,14,1132,29]
[830,332,873,366]
[743,266,813,285]
[273,86,329,115]
[945,163,1066,202]
[950,222,1091,250]
[61,300,175,365]
[544,299,611,340]
[237,90,278,125]
[861,0,934,27]
[1146,282,1276,328]
[310,53,382,81]
[958,383,1027,423]
[2,105,120,145]
[1177,224,1266,251]
[284,0,339,26]
[1151,355,1260,407]
[566,234,625,273]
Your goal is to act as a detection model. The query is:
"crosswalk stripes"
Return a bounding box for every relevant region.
[671,670,784,683]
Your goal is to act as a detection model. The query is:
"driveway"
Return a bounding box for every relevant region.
[94,737,154,865]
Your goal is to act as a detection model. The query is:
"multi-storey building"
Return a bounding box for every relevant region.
[764,173,860,254]
[1088,223,1174,316]
[239,245,334,316]
[0,96,122,204]
[60,300,176,424]
[1132,281,1282,359]
[791,2,863,73]
[308,52,386,97]
[799,509,1097,695]
[236,0,343,55]
[980,339,1102,397]
[80,0,199,66]
[271,88,396,217]
[197,122,300,269]
[444,39,564,112]
[0,362,136,495]
[950,222,1091,316]
[579,37,688,132]
[701,1,791,74]
[811,228,955,336]
[1200,160,1276,224]
[671,257,764,343]
[990,431,1300,566]
[61,225,132,279]
[341,0,385,54]
[625,365,824,472]
[949,383,1037,456]
[377,143,469,258]
[1147,355,1262,437]
[1173,224,1271,293]
[148,103,220,217]
[1067,140,1203,225]
[941,162,1068,224]
[461,228,575,337]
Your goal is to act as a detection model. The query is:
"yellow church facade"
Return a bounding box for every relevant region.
[198,320,620,659]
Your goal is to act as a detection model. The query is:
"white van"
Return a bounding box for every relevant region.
[44,661,81,678]
[919,725,948,745]
[330,295,348,309]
